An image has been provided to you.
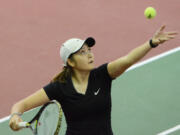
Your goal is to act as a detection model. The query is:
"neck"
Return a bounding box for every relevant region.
[71,69,90,84]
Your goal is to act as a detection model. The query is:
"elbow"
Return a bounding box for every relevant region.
[124,56,134,67]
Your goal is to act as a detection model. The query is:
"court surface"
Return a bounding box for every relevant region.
[0,0,180,134]
[1,0,180,118]
[1,47,179,135]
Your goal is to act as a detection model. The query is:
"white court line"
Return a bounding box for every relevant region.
[0,116,10,123]
[0,47,180,124]
[0,108,36,123]
[126,47,180,72]
[157,125,180,135]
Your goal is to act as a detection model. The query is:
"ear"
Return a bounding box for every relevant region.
[67,58,75,67]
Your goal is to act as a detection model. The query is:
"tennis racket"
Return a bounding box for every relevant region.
[18,100,63,135]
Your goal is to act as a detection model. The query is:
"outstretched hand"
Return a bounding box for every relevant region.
[152,25,178,45]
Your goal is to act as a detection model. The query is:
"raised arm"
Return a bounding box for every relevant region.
[9,88,50,131]
[107,25,178,79]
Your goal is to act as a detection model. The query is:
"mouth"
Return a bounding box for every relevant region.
[89,60,94,64]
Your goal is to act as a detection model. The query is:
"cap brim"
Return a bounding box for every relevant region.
[70,37,96,56]
[84,37,95,47]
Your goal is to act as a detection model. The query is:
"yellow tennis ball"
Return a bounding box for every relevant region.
[144,7,157,19]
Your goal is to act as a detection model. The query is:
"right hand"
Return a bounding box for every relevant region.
[9,114,23,131]
[152,25,178,45]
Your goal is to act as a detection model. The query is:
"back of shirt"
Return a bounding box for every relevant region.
[43,63,114,135]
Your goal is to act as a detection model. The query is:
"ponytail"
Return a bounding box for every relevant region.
[51,65,73,83]
[51,55,74,83]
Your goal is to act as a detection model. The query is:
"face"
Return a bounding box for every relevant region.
[68,44,95,71]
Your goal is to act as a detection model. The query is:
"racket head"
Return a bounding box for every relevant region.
[29,100,63,135]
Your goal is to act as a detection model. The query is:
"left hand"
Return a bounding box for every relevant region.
[152,25,178,45]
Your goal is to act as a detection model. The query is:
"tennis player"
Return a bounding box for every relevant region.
[9,25,177,135]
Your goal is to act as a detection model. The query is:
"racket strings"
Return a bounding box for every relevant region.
[37,101,62,135]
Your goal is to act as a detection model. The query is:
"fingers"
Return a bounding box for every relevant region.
[153,26,178,45]
[163,36,174,41]
[156,25,178,36]
[9,116,23,131]
[9,121,19,131]
[168,35,176,39]
[166,31,178,40]
[154,25,166,36]
[159,31,177,42]
[160,36,175,43]
[165,31,178,35]
[159,25,166,32]
[155,35,175,44]
[166,33,177,39]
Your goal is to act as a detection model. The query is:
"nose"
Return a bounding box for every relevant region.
[88,52,93,58]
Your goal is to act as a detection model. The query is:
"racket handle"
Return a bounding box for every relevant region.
[18,122,30,128]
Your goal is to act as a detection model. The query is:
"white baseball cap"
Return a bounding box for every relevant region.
[60,37,95,66]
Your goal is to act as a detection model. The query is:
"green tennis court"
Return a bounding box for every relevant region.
[1,48,180,135]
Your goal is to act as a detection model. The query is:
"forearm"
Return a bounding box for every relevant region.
[9,100,28,131]
[10,101,26,115]
[108,25,177,79]
[10,89,50,115]
[127,41,152,65]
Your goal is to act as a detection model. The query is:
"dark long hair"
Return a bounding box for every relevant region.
[51,55,74,83]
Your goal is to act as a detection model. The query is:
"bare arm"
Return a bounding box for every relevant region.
[9,88,50,131]
[108,25,178,79]
[10,88,50,114]
[108,41,151,78]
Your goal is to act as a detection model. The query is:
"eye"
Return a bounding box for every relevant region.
[79,50,85,54]
[81,50,85,53]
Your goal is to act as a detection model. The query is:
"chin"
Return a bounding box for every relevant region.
[84,65,94,71]
[79,63,95,71]
[89,65,95,70]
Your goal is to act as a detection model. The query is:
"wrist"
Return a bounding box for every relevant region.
[10,112,22,119]
[149,39,159,48]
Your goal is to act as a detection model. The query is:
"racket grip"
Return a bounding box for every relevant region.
[18,122,30,128]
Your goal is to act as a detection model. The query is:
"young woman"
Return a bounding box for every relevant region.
[9,25,177,135]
